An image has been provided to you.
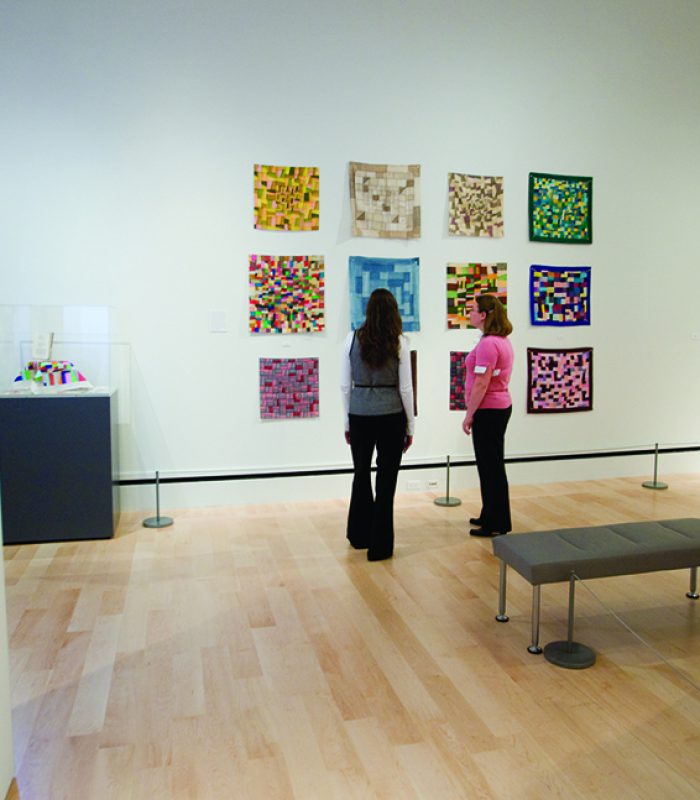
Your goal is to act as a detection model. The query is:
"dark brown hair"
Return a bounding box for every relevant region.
[357,288,402,368]
[477,294,512,337]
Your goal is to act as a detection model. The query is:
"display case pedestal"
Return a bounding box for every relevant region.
[0,392,120,544]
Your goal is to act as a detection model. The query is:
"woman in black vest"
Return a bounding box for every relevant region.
[340,289,415,561]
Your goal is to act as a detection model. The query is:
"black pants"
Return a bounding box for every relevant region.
[472,406,512,533]
[347,412,406,558]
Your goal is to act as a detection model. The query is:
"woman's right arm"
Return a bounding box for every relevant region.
[398,337,415,450]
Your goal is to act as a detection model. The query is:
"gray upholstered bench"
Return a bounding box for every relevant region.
[491,518,700,655]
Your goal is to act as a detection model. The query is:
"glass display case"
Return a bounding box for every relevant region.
[0,305,120,543]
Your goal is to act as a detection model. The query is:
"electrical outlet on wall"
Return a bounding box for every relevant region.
[406,480,421,491]
[427,480,439,489]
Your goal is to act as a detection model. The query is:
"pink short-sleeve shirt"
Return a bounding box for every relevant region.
[465,335,513,409]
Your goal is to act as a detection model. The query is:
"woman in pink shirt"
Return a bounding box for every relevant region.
[462,295,514,537]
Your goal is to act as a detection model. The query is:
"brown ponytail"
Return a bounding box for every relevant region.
[476,294,512,336]
[357,288,402,367]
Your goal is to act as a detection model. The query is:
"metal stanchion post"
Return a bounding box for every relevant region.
[434,455,462,507]
[143,470,174,528]
[642,442,668,490]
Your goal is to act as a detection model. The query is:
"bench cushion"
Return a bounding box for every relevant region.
[491,518,700,585]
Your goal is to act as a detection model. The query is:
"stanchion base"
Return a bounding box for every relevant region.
[434,496,462,507]
[143,516,174,529]
[642,481,668,490]
[544,640,596,669]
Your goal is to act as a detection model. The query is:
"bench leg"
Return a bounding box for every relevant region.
[542,573,596,668]
[528,585,543,654]
[495,561,509,622]
[687,566,699,600]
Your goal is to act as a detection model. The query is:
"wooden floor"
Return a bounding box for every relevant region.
[4,475,700,799]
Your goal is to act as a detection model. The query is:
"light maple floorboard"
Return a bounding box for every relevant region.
[4,474,700,799]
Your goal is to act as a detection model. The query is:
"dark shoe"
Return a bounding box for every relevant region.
[469,517,484,526]
[367,551,392,561]
[469,529,506,538]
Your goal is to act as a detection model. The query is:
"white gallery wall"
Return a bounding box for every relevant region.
[2,0,700,509]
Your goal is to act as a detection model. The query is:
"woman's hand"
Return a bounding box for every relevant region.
[462,414,474,436]
[403,434,413,453]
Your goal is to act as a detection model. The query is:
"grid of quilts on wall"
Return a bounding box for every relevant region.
[245,159,595,427]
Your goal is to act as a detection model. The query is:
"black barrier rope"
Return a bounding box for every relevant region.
[117,444,700,487]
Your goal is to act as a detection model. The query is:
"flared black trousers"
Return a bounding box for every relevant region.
[347,412,406,559]
[472,406,512,534]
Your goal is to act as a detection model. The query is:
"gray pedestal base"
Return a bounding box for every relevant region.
[143,516,174,529]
